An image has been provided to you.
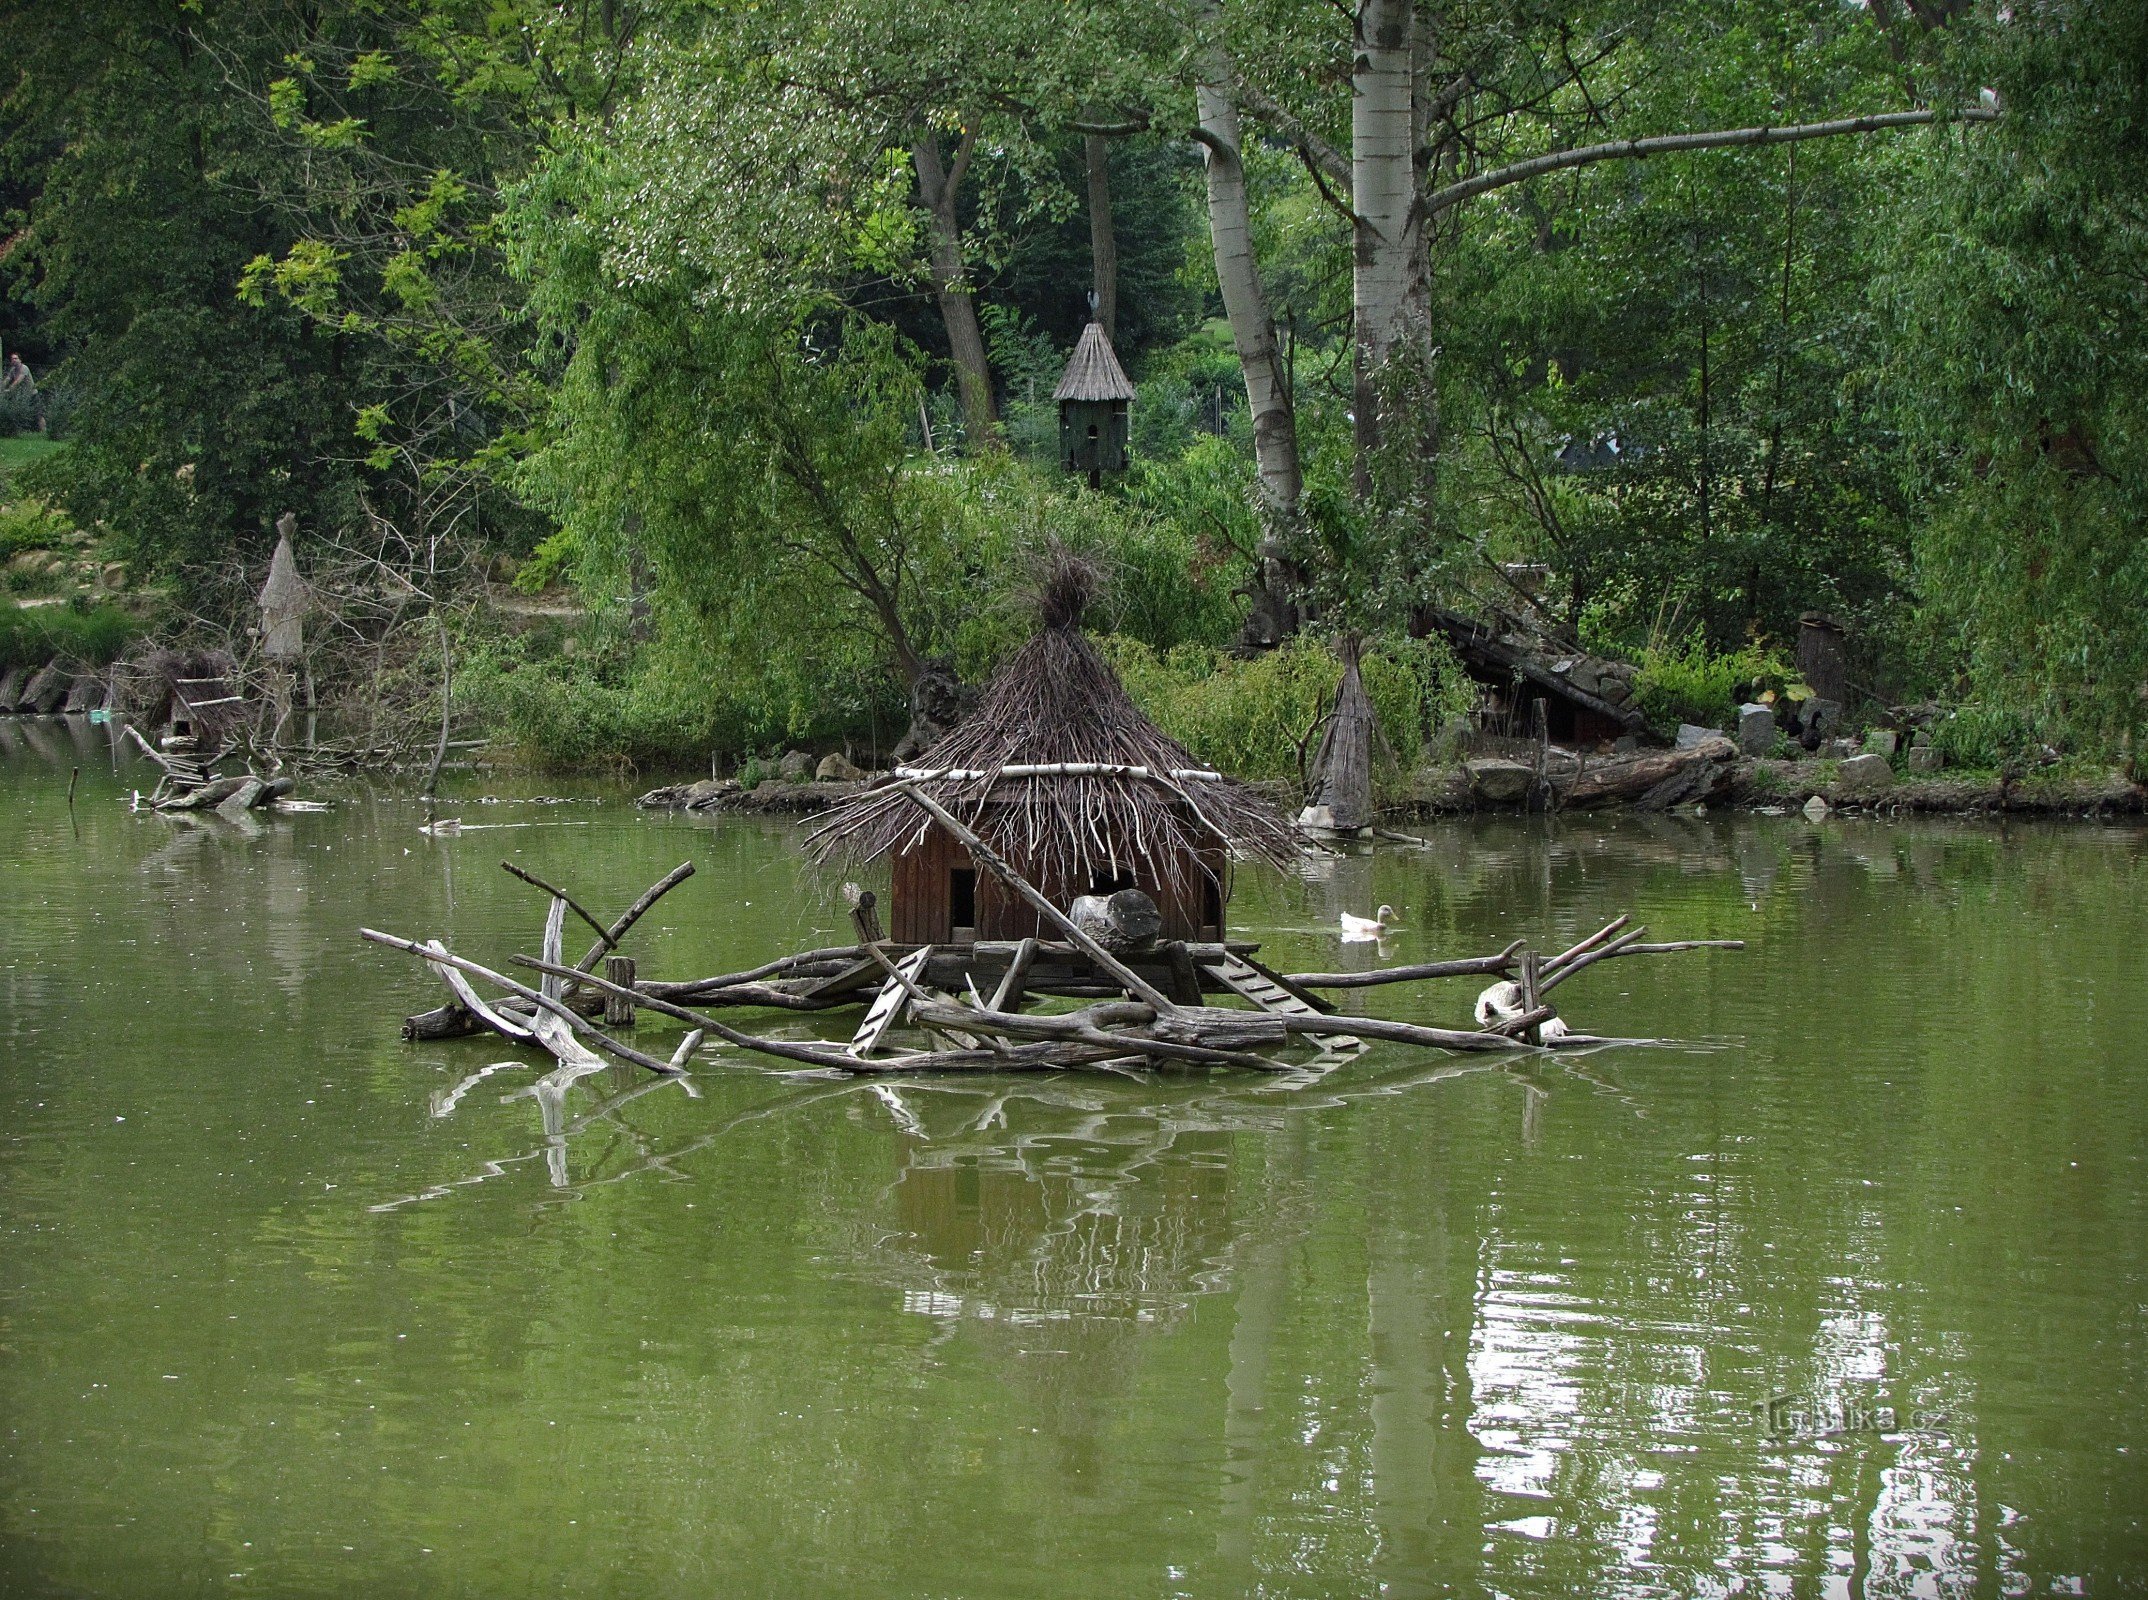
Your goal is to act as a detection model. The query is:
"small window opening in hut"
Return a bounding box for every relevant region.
[1088,869,1136,896]
[1201,875,1222,939]
[949,868,977,936]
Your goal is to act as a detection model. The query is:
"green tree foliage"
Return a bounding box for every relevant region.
[1881,5,2148,753]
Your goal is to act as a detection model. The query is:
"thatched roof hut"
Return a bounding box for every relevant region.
[809,564,1300,945]
[258,514,310,663]
[124,647,245,747]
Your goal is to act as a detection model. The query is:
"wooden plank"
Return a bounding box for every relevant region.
[850,947,933,1059]
[1207,952,1362,1055]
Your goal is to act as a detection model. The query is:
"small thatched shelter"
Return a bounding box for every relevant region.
[810,564,1300,945]
[259,513,310,663]
[126,647,245,748]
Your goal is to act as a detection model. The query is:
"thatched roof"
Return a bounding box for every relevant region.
[1051,322,1136,403]
[809,565,1300,893]
[120,647,246,741]
[258,527,309,661]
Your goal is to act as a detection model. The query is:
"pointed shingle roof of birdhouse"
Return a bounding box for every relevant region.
[1052,322,1136,403]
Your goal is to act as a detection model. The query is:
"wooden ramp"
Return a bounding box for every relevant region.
[1205,952,1364,1056]
[849,947,934,1060]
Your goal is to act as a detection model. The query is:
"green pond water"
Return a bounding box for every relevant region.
[2,718,2145,1597]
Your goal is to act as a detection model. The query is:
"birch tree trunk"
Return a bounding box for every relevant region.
[1084,133,1118,341]
[912,131,999,448]
[1351,0,1433,478]
[1195,18,1305,646]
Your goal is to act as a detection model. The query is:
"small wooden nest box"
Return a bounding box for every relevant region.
[1054,322,1135,483]
[809,563,1300,946]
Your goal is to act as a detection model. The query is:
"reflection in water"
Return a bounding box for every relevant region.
[3,737,2146,1597]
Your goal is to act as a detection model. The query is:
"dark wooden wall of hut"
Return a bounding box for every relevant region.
[889,823,1226,945]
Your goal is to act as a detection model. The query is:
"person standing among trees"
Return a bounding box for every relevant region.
[4,351,44,433]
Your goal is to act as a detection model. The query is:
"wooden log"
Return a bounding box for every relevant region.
[1542,917,1630,975]
[604,955,637,1026]
[906,997,1289,1071]
[1287,941,1525,989]
[1519,949,1542,1046]
[1562,738,1734,807]
[843,883,885,945]
[1161,941,1204,1006]
[507,952,1133,1075]
[1536,926,1648,995]
[990,937,1041,1013]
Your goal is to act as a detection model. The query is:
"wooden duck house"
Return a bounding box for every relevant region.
[809,562,1301,946]
[1054,322,1135,485]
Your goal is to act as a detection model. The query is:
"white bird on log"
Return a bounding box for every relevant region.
[1339,904,1398,941]
[1475,979,1572,1041]
[1474,980,1525,1025]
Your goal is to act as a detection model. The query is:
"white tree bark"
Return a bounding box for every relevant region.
[1350,0,1431,467]
[1195,13,1305,644]
[1195,54,1301,524]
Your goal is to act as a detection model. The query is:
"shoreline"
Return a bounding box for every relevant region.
[632,761,2148,825]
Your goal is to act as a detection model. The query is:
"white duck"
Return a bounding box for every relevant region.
[1474,979,1572,1040]
[1339,904,1398,941]
[1474,980,1525,1025]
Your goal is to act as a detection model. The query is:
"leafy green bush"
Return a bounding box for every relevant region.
[1928,705,2046,770]
[1101,633,1469,785]
[1632,635,1799,736]
[0,601,142,670]
[0,495,74,561]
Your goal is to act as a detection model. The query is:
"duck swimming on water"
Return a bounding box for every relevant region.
[1339,904,1398,941]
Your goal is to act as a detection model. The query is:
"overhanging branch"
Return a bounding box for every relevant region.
[1424,105,1998,215]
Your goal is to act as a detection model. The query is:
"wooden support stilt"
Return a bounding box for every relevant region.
[604,955,637,1027]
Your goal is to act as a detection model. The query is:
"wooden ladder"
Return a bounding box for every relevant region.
[849,947,934,1060]
[1206,952,1363,1056]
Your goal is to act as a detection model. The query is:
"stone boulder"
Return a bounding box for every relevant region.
[1862,728,1900,758]
[776,749,814,782]
[815,751,864,782]
[1837,752,1894,791]
[1736,703,1777,756]
[1464,758,1535,803]
[1905,745,1944,775]
[1674,723,1718,750]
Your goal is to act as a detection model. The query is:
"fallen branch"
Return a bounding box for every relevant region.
[363,928,682,1075]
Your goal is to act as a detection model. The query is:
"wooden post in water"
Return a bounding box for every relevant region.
[1519,948,1542,1047]
[605,955,637,1027]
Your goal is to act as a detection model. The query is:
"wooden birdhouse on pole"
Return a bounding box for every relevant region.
[1054,322,1134,487]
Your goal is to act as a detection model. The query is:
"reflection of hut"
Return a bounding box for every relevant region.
[1054,322,1134,485]
[810,563,1299,945]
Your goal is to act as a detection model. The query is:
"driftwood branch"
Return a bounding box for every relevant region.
[576,862,695,976]
[500,860,615,953]
[362,928,682,1075]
